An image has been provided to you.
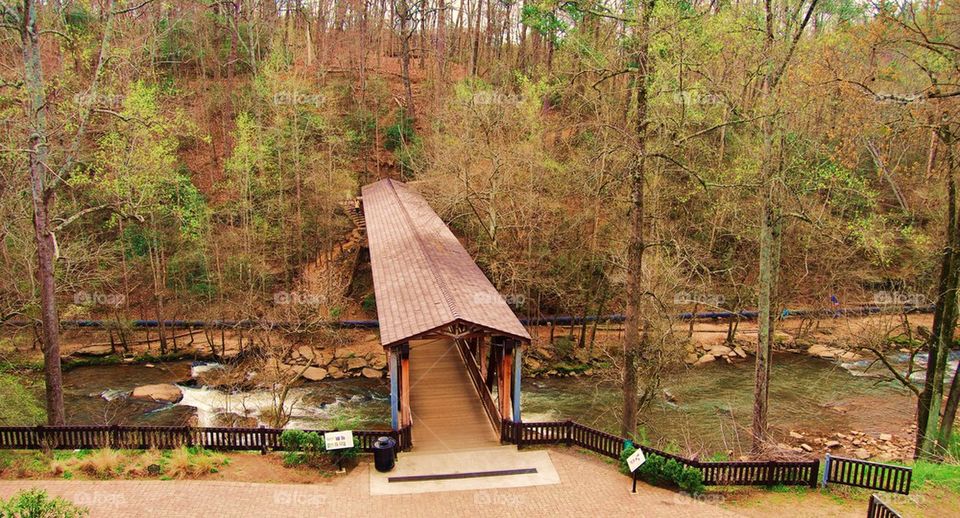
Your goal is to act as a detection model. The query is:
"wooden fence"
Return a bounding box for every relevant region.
[866,494,903,518]
[0,425,412,453]
[824,454,912,495]
[503,420,819,488]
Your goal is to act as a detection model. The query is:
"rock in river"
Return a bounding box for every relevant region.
[361,368,382,379]
[74,345,114,357]
[301,367,328,381]
[131,384,183,403]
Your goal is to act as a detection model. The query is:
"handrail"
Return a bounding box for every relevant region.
[454,339,502,435]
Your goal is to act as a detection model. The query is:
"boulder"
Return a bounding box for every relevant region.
[361,368,382,379]
[74,345,115,357]
[328,366,346,379]
[807,344,830,357]
[789,431,804,439]
[347,357,367,370]
[370,354,388,370]
[334,348,353,360]
[879,433,893,442]
[800,443,813,452]
[839,351,861,361]
[695,354,716,365]
[684,353,699,365]
[295,345,317,361]
[131,384,183,403]
[825,440,841,448]
[733,346,748,358]
[709,345,733,357]
[301,367,328,381]
[525,357,543,370]
[854,448,871,460]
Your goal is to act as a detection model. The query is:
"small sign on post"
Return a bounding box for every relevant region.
[324,431,355,473]
[627,448,646,493]
[324,430,355,450]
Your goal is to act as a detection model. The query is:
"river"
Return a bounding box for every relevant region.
[54,353,914,456]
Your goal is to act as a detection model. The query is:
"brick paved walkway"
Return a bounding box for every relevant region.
[0,449,742,517]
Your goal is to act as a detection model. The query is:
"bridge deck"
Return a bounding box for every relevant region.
[408,339,499,452]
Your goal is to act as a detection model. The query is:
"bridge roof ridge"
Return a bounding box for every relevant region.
[361,178,530,347]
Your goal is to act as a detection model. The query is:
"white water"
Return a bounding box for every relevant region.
[176,385,357,428]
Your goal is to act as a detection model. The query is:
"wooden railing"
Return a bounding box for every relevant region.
[455,339,502,434]
[867,494,903,518]
[0,425,412,453]
[504,420,820,488]
[824,454,912,495]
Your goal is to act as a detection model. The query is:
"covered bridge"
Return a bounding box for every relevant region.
[361,178,530,451]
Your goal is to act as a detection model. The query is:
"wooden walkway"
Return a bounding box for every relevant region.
[408,339,499,452]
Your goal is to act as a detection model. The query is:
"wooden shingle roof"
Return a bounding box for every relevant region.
[361,179,531,348]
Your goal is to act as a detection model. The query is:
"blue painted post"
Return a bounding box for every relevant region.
[821,453,831,489]
[512,344,522,422]
[389,350,399,430]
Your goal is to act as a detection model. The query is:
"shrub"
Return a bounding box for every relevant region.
[619,446,705,495]
[164,447,226,478]
[0,488,88,518]
[75,449,123,479]
[280,430,325,467]
[280,429,361,468]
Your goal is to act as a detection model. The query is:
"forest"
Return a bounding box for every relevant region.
[0,0,959,465]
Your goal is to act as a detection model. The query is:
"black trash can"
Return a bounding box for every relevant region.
[373,436,397,472]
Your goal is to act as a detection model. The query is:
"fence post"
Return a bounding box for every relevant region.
[184,426,193,448]
[809,458,820,488]
[35,425,46,451]
[515,421,522,449]
[565,421,572,447]
[821,454,831,489]
[110,425,119,449]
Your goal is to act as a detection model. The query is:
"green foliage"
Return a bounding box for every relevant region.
[521,4,570,44]
[384,110,417,152]
[280,430,325,467]
[619,446,705,495]
[553,336,575,358]
[361,294,376,313]
[0,374,44,425]
[0,489,88,518]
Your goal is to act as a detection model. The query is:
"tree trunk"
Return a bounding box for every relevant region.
[918,131,959,460]
[22,0,65,425]
[621,0,654,440]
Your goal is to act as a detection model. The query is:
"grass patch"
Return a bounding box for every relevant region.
[0,448,228,481]
[911,461,960,492]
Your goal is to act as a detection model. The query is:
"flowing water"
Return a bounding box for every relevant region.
[522,354,913,456]
[60,361,391,430]
[56,354,912,455]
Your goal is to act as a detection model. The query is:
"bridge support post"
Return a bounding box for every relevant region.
[389,349,400,430]
[512,341,522,423]
[498,339,513,421]
[400,342,412,427]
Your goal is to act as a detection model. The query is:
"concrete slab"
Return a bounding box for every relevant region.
[369,446,560,495]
